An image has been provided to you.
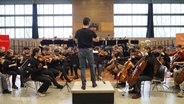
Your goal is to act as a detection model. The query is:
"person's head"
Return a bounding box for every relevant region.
[32,48,40,57]
[83,17,90,26]
[176,44,182,51]
[0,46,6,53]
[143,46,151,55]
[157,45,164,53]
[23,47,30,54]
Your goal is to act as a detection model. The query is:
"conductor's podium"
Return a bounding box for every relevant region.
[71,81,114,104]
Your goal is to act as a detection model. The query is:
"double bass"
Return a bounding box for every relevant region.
[127,56,147,85]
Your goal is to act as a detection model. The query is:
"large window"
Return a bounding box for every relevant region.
[0,5,32,38]
[114,3,184,38]
[37,4,72,38]
[153,4,184,37]
[114,4,148,38]
[0,4,72,39]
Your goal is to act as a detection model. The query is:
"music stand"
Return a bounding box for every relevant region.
[130,40,139,44]
[107,40,116,46]
[40,39,53,46]
[93,40,103,46]
[62,81,71,92]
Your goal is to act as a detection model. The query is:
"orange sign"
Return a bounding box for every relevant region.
[0,35,10,51]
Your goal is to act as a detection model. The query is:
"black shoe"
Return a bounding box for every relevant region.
[128,90,137,94]
[12,85,18,89]
[57,84,64,89]
[21,84,24,88]
[3,89,11,94]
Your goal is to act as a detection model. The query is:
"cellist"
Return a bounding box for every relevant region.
[129,46,155,99]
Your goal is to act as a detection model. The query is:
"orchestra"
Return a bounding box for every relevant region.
[1,38,184,98]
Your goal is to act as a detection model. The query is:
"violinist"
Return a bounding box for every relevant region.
[28,48,52,97]
[39,47,64,89]
[0,54,11,94]
[0,46,6,58]
[94,46,106,80]
[2,49,23,89]
[52,48,72,82]
[129,46,155,99]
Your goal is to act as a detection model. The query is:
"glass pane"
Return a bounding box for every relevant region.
[63,16,72,26]
[25,28,32,38]
[25,5,32,15]
[114,4,132,14]
[39,28,54,38]
[114,16,132,26]
[15,17,24,26]
[38,4,53,14]
[132,16,147,25]
[63,4,72,14]
[0,29,5,34]
[153,4,170,14]
[154,16,170,26]
[132,28,147,37]
[54,4,64,14]
[6,28,15,38]
[0,17,5,26]
[25,16,32,26]
[63,28,72,38]
[15,28,24,38]
[0,5,5,14]
[54,28,64,38]
[6,17,14,26]
[5,5,14,15]
[154,27,171,37]
[114,27,132,38]
[132,4,147,14]
[15,5,24,14]
[38,16,53,26]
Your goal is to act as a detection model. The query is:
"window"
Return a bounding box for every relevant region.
[0,4,32,38]
[37,4,72,38]
[114,4,148,38]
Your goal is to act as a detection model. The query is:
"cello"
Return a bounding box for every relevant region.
[154,54,165,76]
[127,56,147,85]
[117,60,134,82]
[175,67,184,84]
[170,52,181,72]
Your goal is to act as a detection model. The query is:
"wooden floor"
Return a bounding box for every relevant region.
[0,69,183,104]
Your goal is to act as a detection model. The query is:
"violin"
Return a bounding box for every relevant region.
[38,55,45,62]
[25,53,31,57]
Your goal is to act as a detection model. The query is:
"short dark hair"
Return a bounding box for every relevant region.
[83,17,90,25]
[144,46,151,50]
[157,45,163,49]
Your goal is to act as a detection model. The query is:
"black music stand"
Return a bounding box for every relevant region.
[93,40,104,46]
[130,40,139,44]
[53,39,64,45]
[40,39,53,46]
[117,39,129,45]
[62,81,71,92]
[107,40,116,46]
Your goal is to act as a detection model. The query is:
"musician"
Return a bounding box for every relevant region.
[52,48,72,82]
[169,44,184,64]
[172,61,184,97]
[2,49,23,89]
[0,55,11,94]
[94,46,106,80]
[28,48,52,97]
[0,46,6,58]
[129,46,155,99]
[153,45,170,81]
[70,47,79,79]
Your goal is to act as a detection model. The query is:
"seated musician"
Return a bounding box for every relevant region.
[70,47,79,79]
[129,46,155,99]
[153,45,170,81]
[169,45,184,89]
[106,45,125,79]
[38,47,63,89]
[94,46,107,80]
[0,55,11,94]
[0,46,6,58]
[52,48,72,82]
[28,48,52,97]
[2,49,23,89]
[172,61,184,97]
